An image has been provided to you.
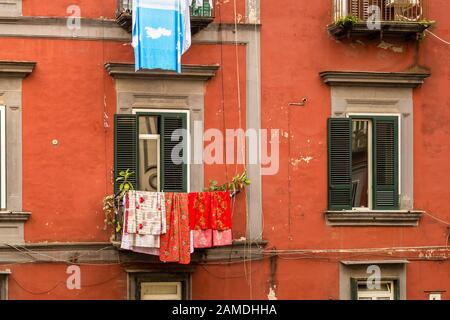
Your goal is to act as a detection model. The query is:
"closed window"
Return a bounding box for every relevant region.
[328,116,399,210]
[128,272,191,300]
[352,279,399,300]
[114,111,188,193]
[140,282,182,300]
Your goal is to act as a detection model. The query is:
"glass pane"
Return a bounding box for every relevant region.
[352,119,370,208]
[139,116,158,135]
[138,116,160,192]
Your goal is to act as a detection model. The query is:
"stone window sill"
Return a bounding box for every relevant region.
[0,211,31,222]
[325,210,423,227]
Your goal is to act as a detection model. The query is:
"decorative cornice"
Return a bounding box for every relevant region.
[320,71,430,88]
[105,63,219,81]
[325,210,423,227]
[0,61,36,78]
[0,211,31,222]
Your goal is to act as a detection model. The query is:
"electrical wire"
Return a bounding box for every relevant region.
[425,29,450,45]
[9,271,124,295]
[1,243,121,266]
[423,211,450,226]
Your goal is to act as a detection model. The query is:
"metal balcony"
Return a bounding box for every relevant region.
[116,0,215,34]
[328,0,431,40]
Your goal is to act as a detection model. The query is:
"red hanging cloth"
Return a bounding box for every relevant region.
[159,193,191,264]
[210,191,232,231]
[188,192,212,230]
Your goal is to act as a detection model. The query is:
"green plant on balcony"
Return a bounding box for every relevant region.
[335,15,359,28]
[205,171,251,192]
[103,169,135,235]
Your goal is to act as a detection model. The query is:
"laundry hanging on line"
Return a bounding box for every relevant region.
[120,190,233,263]
[189,191,233,249]
[132,0,192,73]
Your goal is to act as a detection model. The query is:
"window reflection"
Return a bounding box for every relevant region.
[352,119,370,208]
[138,116,160,192]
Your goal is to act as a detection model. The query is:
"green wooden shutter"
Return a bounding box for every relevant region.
[350,278,358,300]
[373,117,399,210]
[114,114,138,194]
[328,118,352,210]
[161,113,188,192]
[394,279,400,300]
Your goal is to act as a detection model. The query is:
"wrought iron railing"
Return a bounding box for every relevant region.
[332,0,426,23]
[117,0,214,18]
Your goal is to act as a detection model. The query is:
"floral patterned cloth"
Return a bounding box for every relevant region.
[192,229,213,248]
[124,191,166,235]
[135,191,166,235]
[189,191,232,231]
[212,229,233,247]
[188,192,211,230]
[124,191,137,234]
[160,193,191,264]
[210,191,232,231]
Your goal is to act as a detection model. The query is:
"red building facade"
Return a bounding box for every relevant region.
[0,0,448,300]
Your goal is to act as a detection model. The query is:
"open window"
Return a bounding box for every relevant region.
[114,111,188,194]
[328,116,399,211]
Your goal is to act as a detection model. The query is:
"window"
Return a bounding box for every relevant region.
[0,0,21,17]
[352,279,399,300]
[114,111,188,193]
[128,272,192,300]
[0,105,6,209]
[140,282,182,300]
[328,115,399,210]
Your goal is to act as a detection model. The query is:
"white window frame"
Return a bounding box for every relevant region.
[346,113,402,210]
[138,134,161,192]
[132,109,191,192]
[357,280,395,300]
[0,105,6,209]
[140,281,182,300]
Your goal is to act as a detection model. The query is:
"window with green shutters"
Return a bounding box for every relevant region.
[328,116,399,210]
[114,112,188,194]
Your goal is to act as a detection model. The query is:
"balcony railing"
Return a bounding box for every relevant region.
[333,0,425,22]
[329,0,430,39]
[116,0,215,34]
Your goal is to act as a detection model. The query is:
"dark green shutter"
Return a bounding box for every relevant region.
[394,279,400,300]
[328,118,352,210]
[373,117,399,210]
[161,113,187,192]
[350,278,358,300]
[114,114,138,194]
